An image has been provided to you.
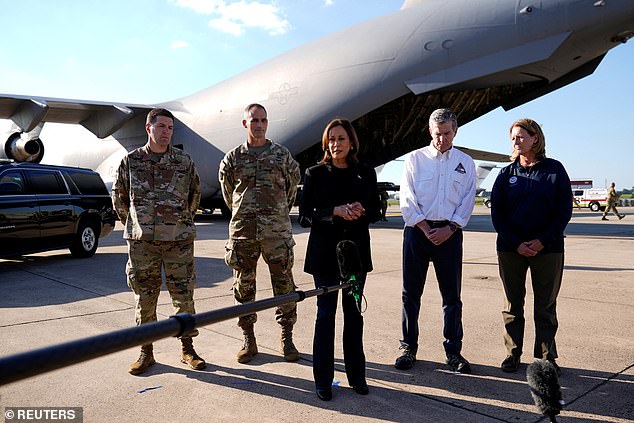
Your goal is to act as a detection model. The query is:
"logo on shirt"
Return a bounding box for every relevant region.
[454,163,466,174]
[509,176,518,184]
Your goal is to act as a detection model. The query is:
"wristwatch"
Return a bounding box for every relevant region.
[448,222,458,232]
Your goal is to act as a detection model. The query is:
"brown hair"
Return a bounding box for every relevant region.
[319,118,359,165]
[510,118,546,161]
[146,108,174,125]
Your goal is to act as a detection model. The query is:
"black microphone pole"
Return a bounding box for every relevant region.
[0,241,364,386]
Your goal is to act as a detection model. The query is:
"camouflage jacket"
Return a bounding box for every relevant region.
[219,140,300,240]
[607,186,619,205]
[112,144,201,241]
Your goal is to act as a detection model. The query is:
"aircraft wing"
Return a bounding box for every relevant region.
[0,94,152,138]
[404,32,571,95]
[454,146,509,163]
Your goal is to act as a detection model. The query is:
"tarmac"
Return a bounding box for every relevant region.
[1,205,633,422]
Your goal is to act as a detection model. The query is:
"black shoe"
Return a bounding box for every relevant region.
[446,353,471,373]
[316,386,332,401]
[500,355,520,373]
[618,214,625,220]
[547,358,561,377]
[351,384,369,395]
[394,347,416,370]
[602,216,608,221]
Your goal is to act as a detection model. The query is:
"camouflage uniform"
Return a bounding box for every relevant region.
[218,140,300,329]
[112,144,201,337]
[603,185,621,217]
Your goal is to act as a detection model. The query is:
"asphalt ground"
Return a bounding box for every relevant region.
[1,205,633,422]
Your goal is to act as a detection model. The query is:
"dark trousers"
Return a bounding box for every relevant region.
[401,226,464,355]
[498,252,564,359]
[313,274,366,389]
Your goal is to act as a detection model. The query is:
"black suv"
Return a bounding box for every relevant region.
[0,161,116,258]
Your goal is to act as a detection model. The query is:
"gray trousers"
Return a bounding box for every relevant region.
[497,252,564,359]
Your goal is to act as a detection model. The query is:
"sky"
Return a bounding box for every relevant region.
[0,0,633,191]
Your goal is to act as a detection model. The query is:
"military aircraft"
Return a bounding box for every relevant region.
[1,0,633,214]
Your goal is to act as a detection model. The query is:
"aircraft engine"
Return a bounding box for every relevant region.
[2,132,45,163]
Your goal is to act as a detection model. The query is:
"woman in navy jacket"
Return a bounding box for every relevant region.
[491,118,572,375]
[299,118,379,401]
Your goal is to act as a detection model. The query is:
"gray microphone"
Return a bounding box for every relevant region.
[527,359,563,422]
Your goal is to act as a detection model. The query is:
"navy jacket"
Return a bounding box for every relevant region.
[491,158,572,253]
[299,163,380,277]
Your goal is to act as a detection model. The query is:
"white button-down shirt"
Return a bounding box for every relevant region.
[400,145,476,228]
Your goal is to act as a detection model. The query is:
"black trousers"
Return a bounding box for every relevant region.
[312,273,366,389]
[498,252,564,359]
[401,225,464,355]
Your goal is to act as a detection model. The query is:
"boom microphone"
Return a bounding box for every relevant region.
[336,240,362,280]
[527,359,563,422]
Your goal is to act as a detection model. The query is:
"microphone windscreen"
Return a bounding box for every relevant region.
[336,240,362,279]
[527,359,562,418]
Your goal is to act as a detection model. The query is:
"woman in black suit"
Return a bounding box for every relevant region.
[299,118,380,401]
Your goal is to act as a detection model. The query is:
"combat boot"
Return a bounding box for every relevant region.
[237,326,258,364]
[129,344,156,375]
[180,337,206,370]
[281,325,300,362]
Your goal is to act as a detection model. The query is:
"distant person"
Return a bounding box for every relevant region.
[601,182,625,220]
[112,108,206,375]
[218,103,301,364]
[379,189,389,221]
[299,118,380,401]
[490,118,572,374]
[395,108,476,373]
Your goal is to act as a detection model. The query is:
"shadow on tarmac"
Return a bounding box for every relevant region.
[0,252,229,308]
[128,352,634,422]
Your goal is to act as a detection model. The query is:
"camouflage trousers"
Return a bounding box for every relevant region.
[126,239,198,338]
[224,237,297,329]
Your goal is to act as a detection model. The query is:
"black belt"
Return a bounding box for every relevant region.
[426,220,449,228]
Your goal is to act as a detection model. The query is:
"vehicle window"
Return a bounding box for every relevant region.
[573,190,583,196]
[0,171,25,195]
[28,171,68,195]
[67,171,108,195]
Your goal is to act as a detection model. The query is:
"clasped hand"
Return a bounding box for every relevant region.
[416,221,452,245]
[335,202,365,221]
[516,239,544,257]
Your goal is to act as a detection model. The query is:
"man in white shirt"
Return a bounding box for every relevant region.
[395,108,476,373]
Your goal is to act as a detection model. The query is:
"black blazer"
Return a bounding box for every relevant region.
[299,162,380,278]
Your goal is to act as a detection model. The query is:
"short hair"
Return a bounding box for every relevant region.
[146,108,174,125]
[429,108,458,131]
[509,118,546,161]
[319,118,359,165]
[244,103,267,119]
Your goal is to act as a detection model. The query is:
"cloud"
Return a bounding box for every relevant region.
[324,0,334,6]
[172,0,290,36]
[171,0,221,14]
[208,18,243,36]
[170,40,190,49]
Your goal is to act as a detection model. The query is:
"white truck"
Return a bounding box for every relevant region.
[572,188,608,212]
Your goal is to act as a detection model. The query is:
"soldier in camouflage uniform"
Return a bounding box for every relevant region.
[218,103,301,364]
[112,108,206,375]
[601,182,625,220]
